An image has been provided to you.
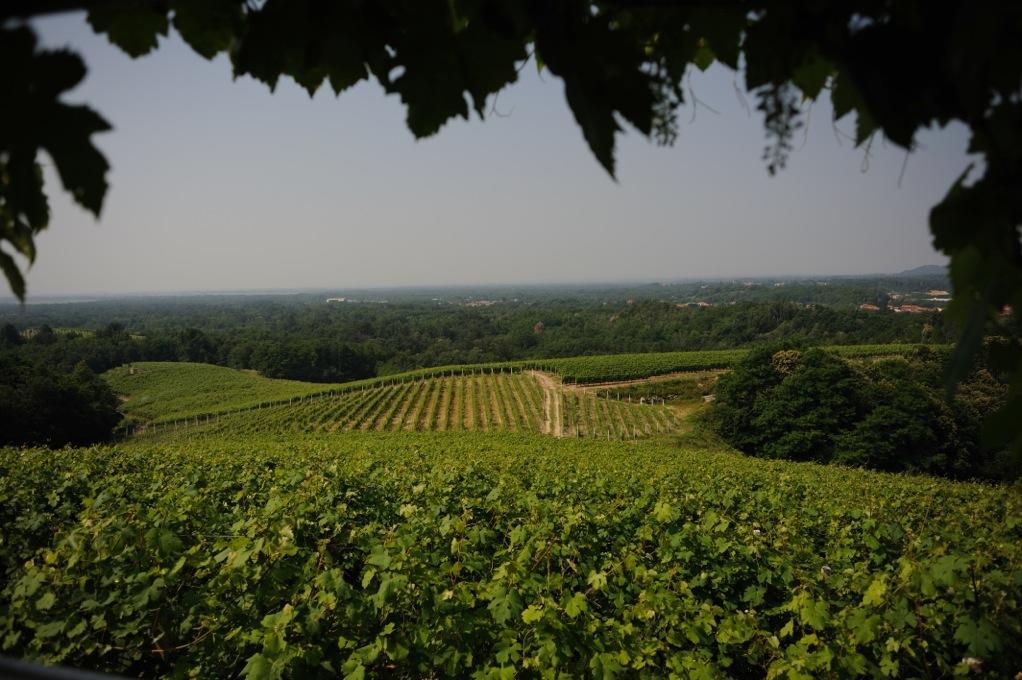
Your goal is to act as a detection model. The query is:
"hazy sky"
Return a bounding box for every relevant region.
[20,12,974,297]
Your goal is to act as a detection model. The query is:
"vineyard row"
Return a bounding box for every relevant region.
[135,374,686,440]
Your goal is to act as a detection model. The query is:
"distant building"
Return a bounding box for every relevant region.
[893,304,938,314]
[326,297,347,303]
[858,303,881,312]
[927,289,950,297]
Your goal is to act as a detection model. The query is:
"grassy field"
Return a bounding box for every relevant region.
[104,362,341,423]
[1,430,1018,677]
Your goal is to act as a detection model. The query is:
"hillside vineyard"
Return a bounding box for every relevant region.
[2,342,1019,677]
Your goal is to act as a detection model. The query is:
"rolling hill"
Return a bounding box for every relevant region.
[104,344,929,434]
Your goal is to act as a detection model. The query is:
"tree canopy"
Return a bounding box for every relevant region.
[1,1,1020,446]
[711,345,1016,480]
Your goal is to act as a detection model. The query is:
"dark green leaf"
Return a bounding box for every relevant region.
[172,0,243,60]
[87,5,170,58]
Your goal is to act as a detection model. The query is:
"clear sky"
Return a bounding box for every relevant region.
[21,11,974,297]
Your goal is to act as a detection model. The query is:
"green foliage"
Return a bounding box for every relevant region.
[104,344,920,426]
[0,353,120,447]
[0,26,109,299]
[529,344,922,384]
[109,363,684,439]
[0,432,1019,676]
[527,349,746,383]
[752,350,861,462]
[593,372,719,404]
[249,339,374,383]
[712,346,1014,480]
[2,294,952,380]
[103,362,338,424]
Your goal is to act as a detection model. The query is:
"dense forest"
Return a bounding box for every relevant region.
[1,287,955,381]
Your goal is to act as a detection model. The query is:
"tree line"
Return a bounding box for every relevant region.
[2,296,955,375]
[0,297,962,448]
[710,344,1016,481]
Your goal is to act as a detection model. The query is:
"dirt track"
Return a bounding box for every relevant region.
[528,371,562,437]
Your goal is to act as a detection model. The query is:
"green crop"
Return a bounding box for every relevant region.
[1,431,1018,677]
[107,345,927,431]
[140,373,684,440]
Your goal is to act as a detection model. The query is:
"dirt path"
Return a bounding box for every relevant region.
[528,371,562,437]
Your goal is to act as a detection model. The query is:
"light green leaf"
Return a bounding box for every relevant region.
[862,577,887,606]
[565,592,588,619]
[242,653,272,680]
[522,604,543,624]
[35,592,56,611]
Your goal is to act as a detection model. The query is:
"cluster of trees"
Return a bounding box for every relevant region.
[1,322,376,384]
[0,292,966,452]
[664,272,950,309]
[711,345,1015,480]
[1,295,954,379]
[0,342,121,447]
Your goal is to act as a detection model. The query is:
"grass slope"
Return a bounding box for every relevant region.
[1,431,1018,676]
[104,362,338,423]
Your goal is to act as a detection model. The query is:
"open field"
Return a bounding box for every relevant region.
[1,431,1018,677]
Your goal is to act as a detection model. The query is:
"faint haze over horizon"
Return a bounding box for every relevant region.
[20,12,968,299]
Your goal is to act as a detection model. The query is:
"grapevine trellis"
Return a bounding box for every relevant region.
[124,344,926,438]
[129,371,686,441]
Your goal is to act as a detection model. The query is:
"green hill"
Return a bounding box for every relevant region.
[104,362,340,423]
[125,370,688,440]
[105,343,928,428]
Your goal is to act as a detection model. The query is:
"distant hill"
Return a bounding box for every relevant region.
[897,264,947,277]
